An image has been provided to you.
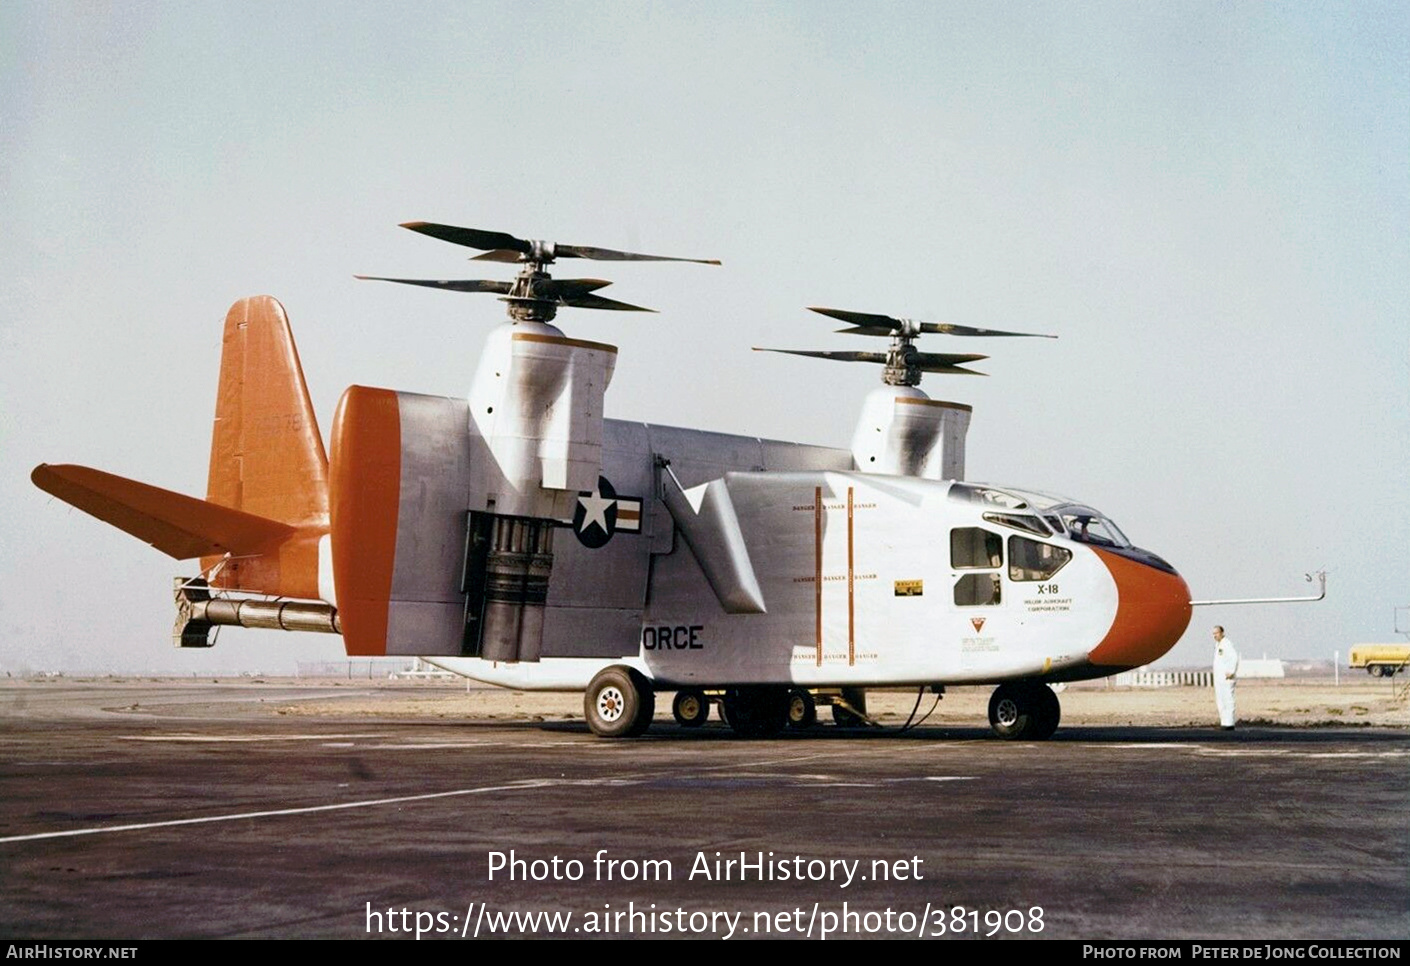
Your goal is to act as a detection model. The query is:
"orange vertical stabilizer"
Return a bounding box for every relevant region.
[202,296,330,596]
[207,296,329,523]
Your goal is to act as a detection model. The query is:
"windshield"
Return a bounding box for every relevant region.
[949,485,1134,549]
[1054,506,1131,548]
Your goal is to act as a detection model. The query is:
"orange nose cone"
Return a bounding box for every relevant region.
[1087,548,1192,669]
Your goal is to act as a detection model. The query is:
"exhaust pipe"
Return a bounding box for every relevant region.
[174,578,340,647]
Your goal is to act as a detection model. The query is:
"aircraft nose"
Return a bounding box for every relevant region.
[1087,548,1192,670]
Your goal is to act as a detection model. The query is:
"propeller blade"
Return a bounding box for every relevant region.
[558,292,655,312]
[915,362,987,376]
[913,351,989,367]
[556,243,721,265]
[752,348,889,364]
[919,322,1057,339]
[811,306,1056,339]
[835,325,902,338]
[469,249,526,263]
[400,222,532,254]
[548,278,614,294]
[808,306,901,328]
[354,275,512,294]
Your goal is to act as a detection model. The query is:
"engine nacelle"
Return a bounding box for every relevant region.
[328,320,617,661]
[850,385,971,479]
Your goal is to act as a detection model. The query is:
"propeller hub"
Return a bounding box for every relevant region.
[885,343,922,386]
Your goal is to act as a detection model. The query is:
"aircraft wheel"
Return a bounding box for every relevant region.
[723,687,789,738]
[626,681,657,737]
[988,683,1039,740]
[787,688,817,729]
[1031,684,1061,741]
[831,686,868,728]
[585,667,653,738]
[672,689,710,728]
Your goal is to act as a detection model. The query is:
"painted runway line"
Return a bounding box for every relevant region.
[0,778,559,844]
[119,733,387,742]
[0,764,977,845]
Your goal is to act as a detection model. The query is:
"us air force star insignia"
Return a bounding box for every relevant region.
[572,476,643,549]
[578,490,615,536]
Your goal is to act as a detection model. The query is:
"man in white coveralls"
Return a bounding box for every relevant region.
[1211,625,1240,730]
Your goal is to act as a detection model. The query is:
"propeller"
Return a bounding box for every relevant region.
[809,306,1056,340]
[755,305,1057,386]
[754,347,989,376]
[400,221,721,265]
[359,221,719,321]
[354,275,652,312]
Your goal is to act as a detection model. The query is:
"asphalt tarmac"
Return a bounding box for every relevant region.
[1,683,1406,940]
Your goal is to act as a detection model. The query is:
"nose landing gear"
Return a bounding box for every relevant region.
[988,682,1061,740]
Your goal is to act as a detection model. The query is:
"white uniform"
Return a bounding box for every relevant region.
[1213,636,1240,728]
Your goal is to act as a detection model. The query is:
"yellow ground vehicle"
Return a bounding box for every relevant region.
[1348,644,1410,677]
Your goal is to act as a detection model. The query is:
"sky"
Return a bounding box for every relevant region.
[2,1,1406,674]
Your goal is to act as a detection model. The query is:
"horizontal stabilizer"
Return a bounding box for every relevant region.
[32,464,294,560]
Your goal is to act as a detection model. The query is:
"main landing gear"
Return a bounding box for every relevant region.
[720,686,791,738]
[673,686,852,736]
[672,686,799,737]
[671,688,710,727]
[584,667,656,738]
[585,671,1061,741]
[987,681,1061,741]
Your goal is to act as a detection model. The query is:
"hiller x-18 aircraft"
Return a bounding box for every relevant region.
[33,221,1197,740]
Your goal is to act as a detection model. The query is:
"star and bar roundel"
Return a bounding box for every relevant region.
[571,476,643,548]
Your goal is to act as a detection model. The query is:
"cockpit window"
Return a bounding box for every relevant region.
[948,483,1029,510]
[1009,536,1072,581]
[954,573,1001,607]
[1058,511,1130,548]
[982,512,1049,537]
[951,528,1003,569]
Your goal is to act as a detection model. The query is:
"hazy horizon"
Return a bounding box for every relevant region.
[4,2,1406,676]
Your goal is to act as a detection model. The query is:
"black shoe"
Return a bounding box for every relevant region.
[1222,725,1235,731]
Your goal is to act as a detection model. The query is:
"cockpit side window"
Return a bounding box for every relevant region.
[1009,536,1072,581]
[951,527,1002,606]
[954,573,1001,606]
[950,527,1003,569]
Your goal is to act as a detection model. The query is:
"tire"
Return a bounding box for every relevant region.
[831,687,868,728]
[988,682,1038,740]
[1031,684,1061,741]
[626,677,657,737]
[722,686,789,738]
[584,667,653,738]
[787,688,817,729]
[672,689,710,728]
